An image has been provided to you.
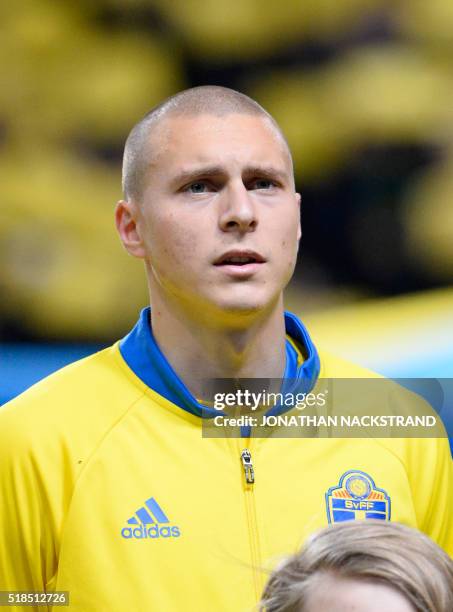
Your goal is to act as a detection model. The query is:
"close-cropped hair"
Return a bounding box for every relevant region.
[260,521,453,612]
[122,85,290,202]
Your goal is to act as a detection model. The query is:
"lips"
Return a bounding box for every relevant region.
[213,250,266,266]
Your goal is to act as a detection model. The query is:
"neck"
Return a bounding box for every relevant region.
[149,295,287,398]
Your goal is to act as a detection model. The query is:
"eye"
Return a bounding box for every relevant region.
[186,181,210,194]
[251,179,276,190]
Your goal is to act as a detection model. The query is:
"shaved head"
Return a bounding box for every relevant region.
[122,85,291,201]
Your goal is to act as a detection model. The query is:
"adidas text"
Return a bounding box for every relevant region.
[121,525,181,539]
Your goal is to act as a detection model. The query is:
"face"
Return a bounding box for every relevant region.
[116,113,301,324]
[302,575,416,612]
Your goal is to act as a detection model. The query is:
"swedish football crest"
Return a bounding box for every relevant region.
[326,470,391,523]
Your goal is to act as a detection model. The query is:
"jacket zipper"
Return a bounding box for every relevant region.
[241,449,254,484]
[240,446,263,603]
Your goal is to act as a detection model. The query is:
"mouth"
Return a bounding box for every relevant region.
[213,250,266,278]
[213,250,266,267]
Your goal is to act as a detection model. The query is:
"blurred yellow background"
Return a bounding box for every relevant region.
[0,0,452,370]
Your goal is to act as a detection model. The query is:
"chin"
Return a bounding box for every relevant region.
[210,289,280,320]
[220,301,263,315]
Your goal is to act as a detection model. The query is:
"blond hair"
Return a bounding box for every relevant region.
[260,521,453,612]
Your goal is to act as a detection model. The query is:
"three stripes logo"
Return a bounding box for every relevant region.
[121,497,181,539]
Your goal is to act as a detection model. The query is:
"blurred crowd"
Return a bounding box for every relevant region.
[1,0,452,341]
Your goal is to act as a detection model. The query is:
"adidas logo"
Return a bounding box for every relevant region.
[121,497,181,539]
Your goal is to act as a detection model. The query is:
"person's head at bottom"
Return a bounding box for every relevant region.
[259,521,453,612]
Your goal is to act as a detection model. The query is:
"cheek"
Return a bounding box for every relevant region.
[279,222,300,265]
[146,215,201,270]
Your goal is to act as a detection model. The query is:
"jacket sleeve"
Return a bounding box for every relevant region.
[0,402,56,609]
[405,433,453,556]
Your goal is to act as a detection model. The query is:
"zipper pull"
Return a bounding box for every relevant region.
[241,449,255,485]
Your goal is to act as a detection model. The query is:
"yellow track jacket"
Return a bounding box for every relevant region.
[0,309,451,611]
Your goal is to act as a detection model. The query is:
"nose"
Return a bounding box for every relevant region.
[218,181,258,233]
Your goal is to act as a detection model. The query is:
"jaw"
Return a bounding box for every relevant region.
[145,255,290,327]
[148,280,282,332]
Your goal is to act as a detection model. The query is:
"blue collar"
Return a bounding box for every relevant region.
[119,307,320,419]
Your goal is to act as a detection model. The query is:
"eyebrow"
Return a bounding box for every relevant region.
[170,164,289,188]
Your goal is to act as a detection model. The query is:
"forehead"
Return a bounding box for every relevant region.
[147,113,292,177]
[306,575,414,612]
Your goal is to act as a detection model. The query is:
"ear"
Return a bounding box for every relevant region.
[295,192,302,241]
[115,200,146,259]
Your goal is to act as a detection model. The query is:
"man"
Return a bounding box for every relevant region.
[0,86,451,611]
